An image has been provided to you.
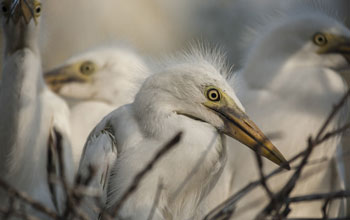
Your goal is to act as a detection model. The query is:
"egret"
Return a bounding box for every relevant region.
[0,0,73,216]
[77,50,288,219]
[197,0,350,70]
[44,46,150,170]
[216,10,350,218]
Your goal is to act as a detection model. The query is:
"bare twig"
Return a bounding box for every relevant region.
[258,137,315,219]
[110,132,183,217]
[286,190,350,203]
[0,206,40,220]
[316,89,350,140]
[254,150,274,200]
[170,133,219,203]
[204,89,350,220]
[0,178,59,219]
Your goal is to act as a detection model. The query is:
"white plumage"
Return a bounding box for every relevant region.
[44,46,151,170]
[0,0,74,217]
[212,9,350,218]
[77,50,287,219]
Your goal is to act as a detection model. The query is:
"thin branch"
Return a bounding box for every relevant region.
[110,132,183,217]
[258,137,315,219]
[0,179,58,218]
[0,206,40,220]
[204,88,350,220]
[254,150,274,200]
[170,133,219,203]
[315,89,350,140]
[286,190,350,203]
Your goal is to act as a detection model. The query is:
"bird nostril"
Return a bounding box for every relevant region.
[2,6,8,13]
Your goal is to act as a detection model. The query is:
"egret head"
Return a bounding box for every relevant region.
[44,47,150,104]
[243,12,350,92]
[1,0,41,54]
[134,50,288,168]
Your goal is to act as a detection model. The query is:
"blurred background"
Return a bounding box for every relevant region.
[1,0,349,71]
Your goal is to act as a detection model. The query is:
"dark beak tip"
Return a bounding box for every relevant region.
[281,162,291,170]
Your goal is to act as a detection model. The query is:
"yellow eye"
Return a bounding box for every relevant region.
[34,2,42,17]
[207,88,221,102]
[313,33,327,46]
[80,61,96,75]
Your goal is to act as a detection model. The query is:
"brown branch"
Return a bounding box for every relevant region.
[258,137,315,219]
[286,190,350,203]
[315,89,350,141]
[0,206,40,220]
[0,178,59,219]
[254,150,274,200]
[257,89,350,219]
[170,133,219,203]
[110,132,183,217]
[204,88,350,220]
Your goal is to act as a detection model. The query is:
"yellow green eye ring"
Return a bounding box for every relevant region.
[80,61,96,75]
[34,2,42,17]
[313,33,328,46]
[207,88,221,102]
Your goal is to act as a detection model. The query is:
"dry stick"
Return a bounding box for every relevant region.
[0,206,40,220]
[0,178,59,219]
[286,190,350,203]
[259,90,350,218]
[47,128,60,213]
[204,89,350,220]
[111,132,183,217]
[52,129,89,220]
[254,150,274,200]
[147,179,164,220]
[53,129,75,219]
[316,89,350,141]
[258,137,315,219]
[170,133,219,203]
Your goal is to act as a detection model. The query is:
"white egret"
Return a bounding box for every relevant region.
[197,0,350,70]
[0,0,73,216]
[39,0,206,71]
[44,46,150,170]
[215,10,350,218]
[77,50,288,219]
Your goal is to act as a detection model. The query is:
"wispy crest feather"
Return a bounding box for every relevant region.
[152,42,234,80]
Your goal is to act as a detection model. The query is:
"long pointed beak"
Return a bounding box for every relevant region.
[333,41,350,63]
[221,108,289,169]
[44,64,88,93]
[10,0,36,25]
[318,36,350,63]
[204,96,289,169]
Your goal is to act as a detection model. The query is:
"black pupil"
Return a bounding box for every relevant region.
[84,66,90,71]
[317,36,324,43]
[36,7,41,13]
[2,6,7,13]
[211,93,217,99]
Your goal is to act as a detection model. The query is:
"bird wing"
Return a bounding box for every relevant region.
[77,115,118,219]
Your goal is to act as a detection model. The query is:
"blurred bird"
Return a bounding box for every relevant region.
[44,46,150,170]
[216,10,350,218]
[0,0,73,216]
[197,0,350,70]
[39,0,205,71]
[77,50,288,219]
